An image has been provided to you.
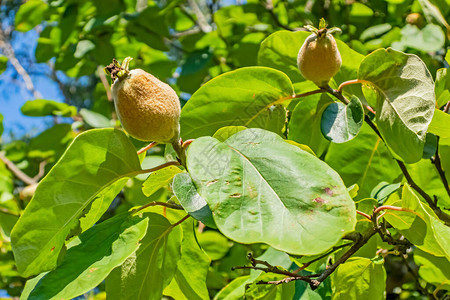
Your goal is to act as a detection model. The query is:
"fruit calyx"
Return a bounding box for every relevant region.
[104,57,133,81]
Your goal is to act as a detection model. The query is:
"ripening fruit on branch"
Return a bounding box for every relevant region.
[105,57,181,144]
[297,19,342,88]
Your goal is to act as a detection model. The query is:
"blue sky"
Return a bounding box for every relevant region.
[0,29,66,142]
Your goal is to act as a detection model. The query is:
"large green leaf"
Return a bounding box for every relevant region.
[384,185,450,258]
[358,48,435,163]
[21,99,77,117]
[11,129,143,277]
[331,257,386,300]
[172,172,216,228]
[23,213,148,300]
[170,217,211,300]
[434,68,450,107]
[428,109,450,139]
[288,93,333,157]
[142,165,182,197]
[0,55,7,75]
[407,159,450,208]
[180,67,293,139]
[186,128,356,255]
[27,124,73,161]
[321,96,364,143]
[325,123,402,199]
[413,248,450,290]
[15,0,48,31]
[106,213,182,300]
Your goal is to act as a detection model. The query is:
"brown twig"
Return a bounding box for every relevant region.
[0,152,37,185]
[356,210,372,220]
[373,205,409,215]
[131,201,184,215]
[433,136,450,198]
[325,85,450,226]
[137,142,158,155]
[309,227,378,290]
[263,0,295,31]
[32,160,47,182]
[171,214,191,227]
[232,253,313,284]
[135,161,180,175]
[293,242,353,273]
[186,0,212,33]
[0,27,41,99]
[97,66,113,102]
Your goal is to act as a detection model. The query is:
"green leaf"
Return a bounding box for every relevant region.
[435,68,450,108]
[74,40,96,59]
[393,24,445,52]
[413,248,450,290]
[358,48,435,163]
[15,0,48,32]
[142,165,182,197]
[325,123,402,199]
[79,178,129,232]
[79,108,112,128]
[186,128,356,255]
[105,213,182,300]
[321,96,364,143]
[331,257,386,300]
[0,211,18,238]
[360,24,392,42]
[197,231,231,261]
[172,172,216,228]
[11,129,142,277]
[214,275,251,300]
[288,93,333,157]
[406,159,450,208]
[370,182,401,205]
[428,109,450,139]
[383,185,450,258]
[180,67,293,139]
[28,124,73,161]
[0,55,7,75]
[170,217,211,300]
[24,214,148,300]
[21,99,77,117]
[244,273,296,299]
[213,126,248,142]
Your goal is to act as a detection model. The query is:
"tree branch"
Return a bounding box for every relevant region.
[0,152,37,185]
[131,201,184,215]
[263,0,295,31]
[324,84,450,226]
[185,0,212,33]
[309,227,378,289]
[433,136,450,198]
[0,27,41,99]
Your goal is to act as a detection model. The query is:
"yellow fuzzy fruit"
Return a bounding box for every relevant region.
[297,28,342,87]
[111,68,181,143]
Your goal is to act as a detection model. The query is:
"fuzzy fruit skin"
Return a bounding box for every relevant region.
[112,69,181,143]
[297,32,342,87]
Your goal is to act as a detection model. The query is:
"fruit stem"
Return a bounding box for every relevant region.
[137,142,158,155]
[337,79,372,92]
[172,138,187,168]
